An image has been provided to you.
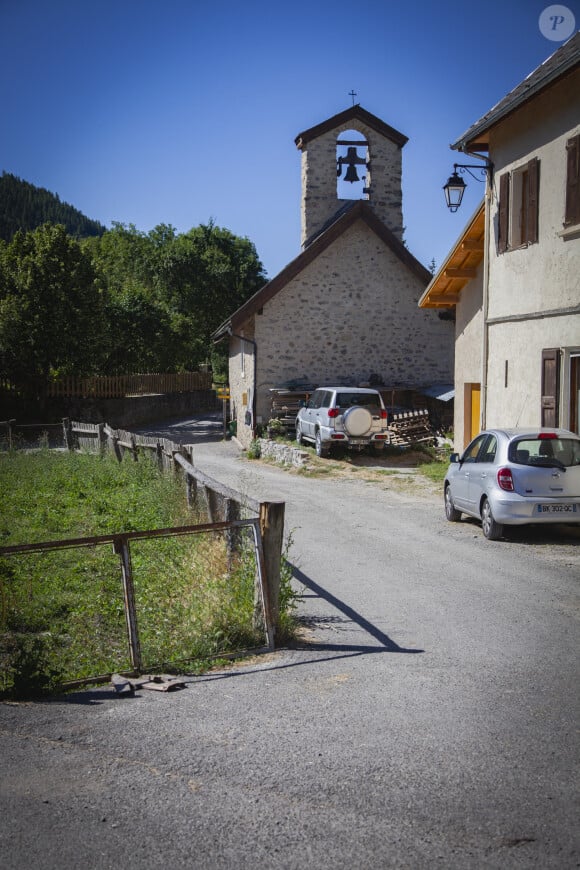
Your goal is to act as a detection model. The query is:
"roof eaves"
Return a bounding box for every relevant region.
[295,105,408,150]
[451,32,580,152]
[418,201,485,308]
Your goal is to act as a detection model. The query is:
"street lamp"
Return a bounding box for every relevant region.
[443,160,493,212]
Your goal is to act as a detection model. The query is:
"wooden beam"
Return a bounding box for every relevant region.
[461,239,484,251]
[444,267,477,279]
[428,294,459,305]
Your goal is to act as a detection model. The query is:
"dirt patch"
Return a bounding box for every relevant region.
[254,445,443,499]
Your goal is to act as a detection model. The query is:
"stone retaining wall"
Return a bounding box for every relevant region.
[258,439,310,468]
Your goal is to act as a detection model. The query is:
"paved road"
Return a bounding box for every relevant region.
[1,416,579,869]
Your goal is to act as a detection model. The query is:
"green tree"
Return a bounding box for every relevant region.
[89,220,266,373]
[0,223,104,394]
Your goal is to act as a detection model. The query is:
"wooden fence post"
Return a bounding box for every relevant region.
[204,486,219,523]
[258,501,285,638]
[62,417,73,450]
[186,472,198,509]
[7,419,16,451]
[224,497,241,561]
[97,423,106,454]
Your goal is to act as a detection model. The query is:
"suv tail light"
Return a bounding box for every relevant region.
[327,408,340,418]
[497,467,514,492]
[380,410,387,420]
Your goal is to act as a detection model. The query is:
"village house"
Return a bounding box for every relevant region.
[420,33,580,450]
[212,105,454,447]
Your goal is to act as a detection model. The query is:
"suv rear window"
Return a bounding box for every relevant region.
[335,392,380,408]
[510,437,580,468]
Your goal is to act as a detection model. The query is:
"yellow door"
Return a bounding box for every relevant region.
[470,384,481,440]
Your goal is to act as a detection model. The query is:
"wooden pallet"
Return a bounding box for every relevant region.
[387,409,434,447]
[269,389,310,432]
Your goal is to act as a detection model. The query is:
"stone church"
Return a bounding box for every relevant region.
[212,104,454,447]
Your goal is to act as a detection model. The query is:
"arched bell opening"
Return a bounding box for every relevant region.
[336,129,370,201]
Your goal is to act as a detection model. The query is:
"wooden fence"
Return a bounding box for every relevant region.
[48,371,213,398]
[0,371,213,399]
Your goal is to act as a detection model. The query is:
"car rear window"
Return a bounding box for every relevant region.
[510,437,580,468]
[336,392,380,408]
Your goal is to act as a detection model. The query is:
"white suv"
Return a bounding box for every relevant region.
[295,387,389,457]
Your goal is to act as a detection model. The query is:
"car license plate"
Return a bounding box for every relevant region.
[536,504,578,514]
[348,439,367,445]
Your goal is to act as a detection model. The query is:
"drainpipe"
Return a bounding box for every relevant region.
[459,148,494,431]
[228,328,258,439]
[481,185,491,430]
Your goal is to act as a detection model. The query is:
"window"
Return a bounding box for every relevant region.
[541,348,560,427]
[570,354,580,435]
[565,134,580,227]
[498,157,539,252]
[462,434,488,463]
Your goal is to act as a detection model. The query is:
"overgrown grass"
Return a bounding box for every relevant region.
[0,450,290,697]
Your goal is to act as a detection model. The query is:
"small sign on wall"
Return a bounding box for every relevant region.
[242,392,248,406]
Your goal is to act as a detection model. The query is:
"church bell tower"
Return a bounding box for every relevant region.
[294,104,408,248]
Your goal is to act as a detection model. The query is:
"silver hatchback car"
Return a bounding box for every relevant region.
[295,386,389,457]
[444,428,580,540]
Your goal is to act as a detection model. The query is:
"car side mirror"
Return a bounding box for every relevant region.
[449,453,460,464]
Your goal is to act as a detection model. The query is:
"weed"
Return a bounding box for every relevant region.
[246,439,262,459]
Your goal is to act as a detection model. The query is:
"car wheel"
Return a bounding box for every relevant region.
[481,497,503,540]
[444,485,461,522]
[295,422,304,446]
[315,430,328,458]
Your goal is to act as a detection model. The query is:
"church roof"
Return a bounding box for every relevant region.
[212,201,430,340]
[295,105,408,150]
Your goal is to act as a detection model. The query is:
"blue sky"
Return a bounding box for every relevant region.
[1,0,578,277]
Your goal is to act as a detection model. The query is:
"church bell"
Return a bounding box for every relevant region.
[337,146,365,183]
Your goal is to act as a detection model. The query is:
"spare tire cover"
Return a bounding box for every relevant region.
[343,406,373,436]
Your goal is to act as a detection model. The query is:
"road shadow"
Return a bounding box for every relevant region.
[289,565,423,654]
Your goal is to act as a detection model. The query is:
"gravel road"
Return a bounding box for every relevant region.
[1,415,578,869]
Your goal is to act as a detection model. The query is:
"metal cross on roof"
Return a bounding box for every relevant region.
[348,90,357,106]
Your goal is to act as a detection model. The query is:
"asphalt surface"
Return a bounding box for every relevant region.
[1,413,579,869]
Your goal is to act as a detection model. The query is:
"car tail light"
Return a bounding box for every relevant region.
[328,408,340,418]
[380,410,387,420]
[330,433,345,440]
[497,467,514,491]
[538,432,557,439]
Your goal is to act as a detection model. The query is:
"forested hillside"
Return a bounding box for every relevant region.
[0,172,106,241]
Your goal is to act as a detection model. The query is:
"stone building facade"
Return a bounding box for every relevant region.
[213,105,454,447]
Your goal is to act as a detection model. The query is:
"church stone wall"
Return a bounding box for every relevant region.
[251,221,454,425]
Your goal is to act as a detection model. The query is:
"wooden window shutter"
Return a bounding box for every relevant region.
[498,172,510,253]
[526,157,539,244]
[565,134,580,226]
[541,348,560,427]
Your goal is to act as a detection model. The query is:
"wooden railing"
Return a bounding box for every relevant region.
[0,371,213,399]
[46,371,213,398]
